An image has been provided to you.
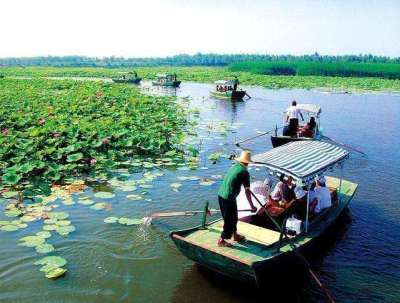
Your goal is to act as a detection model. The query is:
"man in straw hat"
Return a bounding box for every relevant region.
[217,150,257,247]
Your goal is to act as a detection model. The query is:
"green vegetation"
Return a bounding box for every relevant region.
[229,61,400,79]
[0,78,187,197]
[0,53,399,67]
[1,66,400,92]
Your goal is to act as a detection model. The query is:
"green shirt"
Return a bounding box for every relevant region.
[233,78,239,85]
[218,163,250,201]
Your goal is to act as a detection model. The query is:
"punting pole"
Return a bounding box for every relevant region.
[338,163,343,203]
[305,182,310,233]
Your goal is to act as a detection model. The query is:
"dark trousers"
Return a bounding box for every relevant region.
[218,196,238,239]
[233,84,238,91]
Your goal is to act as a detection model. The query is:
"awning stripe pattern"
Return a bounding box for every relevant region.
[251,141,348,180]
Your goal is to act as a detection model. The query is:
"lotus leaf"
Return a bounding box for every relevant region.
[36,231,52,239]
[55,225,76,236]
[21,215,37,222]
[45,267,67,279]
[62,199,75,206]
[78,199,94,205]
[104,217,119,224]
[0,220,10,225]
[5,209,23,217]
[19,236,45,247]
[48,212,69,220]
[44,219,58,225]
[36,243,55,254]
[35,256,67,268]
[67,152,84,162]
[1,225,19,232]
[43,224,58,231]
[126,194,143,201]
[2,191,19,198]
[199,179,216,186]
[56,220,71,226]
[118,217,142,225]
[93,192,115,199]
[90,202,109,210]
[18,223,28,228]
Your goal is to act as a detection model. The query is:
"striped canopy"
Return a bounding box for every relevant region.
[251,141,348,183]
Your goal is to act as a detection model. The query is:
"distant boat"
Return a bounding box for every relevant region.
[210,80,247,101]
[171,141,357,287]
[152,73,181,87]
[271,104,322,148]
[111,72,141,84]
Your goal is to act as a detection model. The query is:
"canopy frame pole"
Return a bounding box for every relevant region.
[305,183,311,233]
[338,163,343,203]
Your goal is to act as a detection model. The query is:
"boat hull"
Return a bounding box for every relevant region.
[170,177,358,287]
[210,90,246,101]
[271,135,315,148]
[152,80,181,87]
[112,77,142,84]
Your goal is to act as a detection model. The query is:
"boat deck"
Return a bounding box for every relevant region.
[185,221,279,264]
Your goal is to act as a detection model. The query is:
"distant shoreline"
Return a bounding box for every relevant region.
[1,66,400,93]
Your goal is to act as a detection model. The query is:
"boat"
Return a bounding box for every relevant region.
[271,104,322,148]
[111,72,142,84]
[152,73,181,87]
[210,80,247,101]
[170,141,358,286]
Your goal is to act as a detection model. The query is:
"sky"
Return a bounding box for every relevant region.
[1,0,399,58]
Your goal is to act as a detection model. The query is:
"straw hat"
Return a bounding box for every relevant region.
[316,175,326,184]
[236,150,252,164]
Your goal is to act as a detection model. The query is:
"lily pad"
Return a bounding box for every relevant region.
[118,217,143,226]
[104,217,119,224]
[199,179,216,186]
[78,199,94,205]
[90,202,109,210]
[0,224,19,232]
[36,243,55,254]
[48,212,69,220]
[43,224,58,231]
[126,194,143,201]
[2,191,19,198]
[55,225,76,236]
[44,219,58,225]
[21,215,37,222]
[5,209,23,217]
[36,231,52,239]
[62,199,75,206]
[19,236,45,247]
[35,256,67,267]
[45,267,67,279]
[56,220,71,226]
[93,192,115,199]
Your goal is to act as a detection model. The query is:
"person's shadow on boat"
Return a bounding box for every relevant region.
[170,210,352,303]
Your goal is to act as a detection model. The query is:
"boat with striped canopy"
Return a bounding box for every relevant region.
[170,141,358,286]
[152,73,181,87]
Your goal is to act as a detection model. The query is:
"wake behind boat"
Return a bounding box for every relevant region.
[170,141,357,286]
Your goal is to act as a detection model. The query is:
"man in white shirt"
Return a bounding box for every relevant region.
[286,100,304,133]
[314,176,332,213]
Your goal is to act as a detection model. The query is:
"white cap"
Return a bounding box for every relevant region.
[316,175,326,184]
[294,187,306,199]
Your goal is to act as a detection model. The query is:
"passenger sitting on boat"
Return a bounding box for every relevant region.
[217,151,258,247]
[299,117,316,138]
[269,174,294,206]
[314,176,332,214]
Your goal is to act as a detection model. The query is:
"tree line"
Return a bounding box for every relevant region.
[0,53,399,68]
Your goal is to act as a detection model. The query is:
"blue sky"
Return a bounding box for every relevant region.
[1,0,399,57]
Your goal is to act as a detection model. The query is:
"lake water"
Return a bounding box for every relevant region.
[1,82,399,303]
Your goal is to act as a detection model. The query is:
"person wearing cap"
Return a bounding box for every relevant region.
[286,100,304,135]
[217,150,257,247]
[314,176,332,214]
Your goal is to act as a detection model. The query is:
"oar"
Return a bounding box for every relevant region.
[245,92,252,99]
[322,135,366,156]
[143,208,254,225]
[235,128,279,147]
[249,190,336,303]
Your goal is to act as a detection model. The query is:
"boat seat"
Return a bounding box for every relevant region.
[208,221,281,247]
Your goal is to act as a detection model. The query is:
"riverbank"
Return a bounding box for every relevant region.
[1,66,400,93]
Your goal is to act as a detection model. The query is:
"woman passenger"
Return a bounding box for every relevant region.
[300,117,316,138]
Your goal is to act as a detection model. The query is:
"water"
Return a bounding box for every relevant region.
[1,82,399,303]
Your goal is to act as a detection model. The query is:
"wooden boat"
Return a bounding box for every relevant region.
[111,71,141,84]
[271,104,322,148]
[152,73,181,87]
[210,80,247,101]
[171,141,357,286]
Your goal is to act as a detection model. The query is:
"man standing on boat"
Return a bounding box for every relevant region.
[217,150,257,247]
[286,100,304,131]
[233,76,239,91]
